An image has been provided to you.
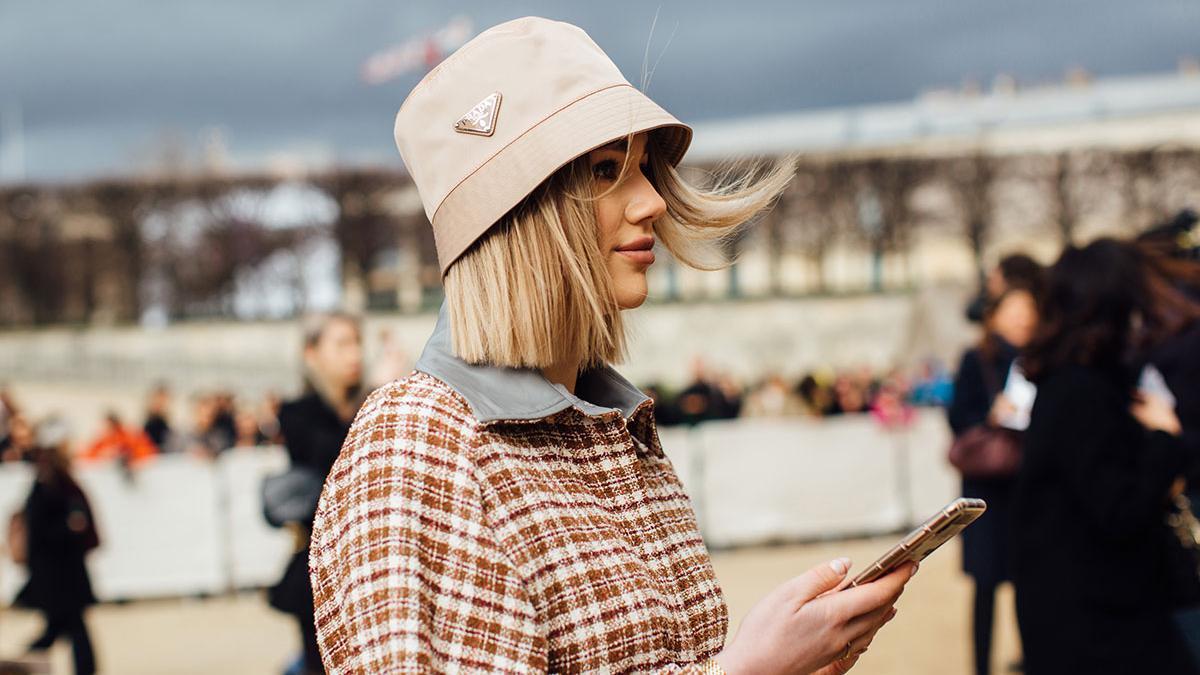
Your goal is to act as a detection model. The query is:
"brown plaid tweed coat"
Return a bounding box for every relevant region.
[309,303,728,673]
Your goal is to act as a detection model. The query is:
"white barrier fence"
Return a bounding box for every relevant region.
[1,410,958,604]
[659,410,957,548]
[1,448,295,605]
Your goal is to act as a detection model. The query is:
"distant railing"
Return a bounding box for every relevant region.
[0,410,957,604]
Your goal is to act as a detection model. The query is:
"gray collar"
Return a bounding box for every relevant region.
[414,300,651,425]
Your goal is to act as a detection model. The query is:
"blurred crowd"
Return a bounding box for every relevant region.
[645,357,952,429]
[0,354,954,473]
[948,209,1200,675]
[0,386,285,468]
[0,325,416,470]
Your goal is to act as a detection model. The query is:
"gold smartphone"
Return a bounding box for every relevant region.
[848,498,987,587]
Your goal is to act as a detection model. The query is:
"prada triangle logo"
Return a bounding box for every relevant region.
[454,92,502,137]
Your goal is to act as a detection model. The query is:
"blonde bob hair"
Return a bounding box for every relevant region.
[444,127,794,371]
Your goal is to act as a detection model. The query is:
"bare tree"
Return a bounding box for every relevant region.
[1050,152,1079,244]
[788,160,857,293]
[1120,148,1161,234]
[946,152,998,287]
[855,157,929,290]
[0,189,68,325]
[317,170,403,312]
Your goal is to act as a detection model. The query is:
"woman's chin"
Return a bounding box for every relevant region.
[615,286,649,310]
[611,269,649,309]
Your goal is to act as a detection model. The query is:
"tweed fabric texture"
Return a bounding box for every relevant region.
[309,370,728,673]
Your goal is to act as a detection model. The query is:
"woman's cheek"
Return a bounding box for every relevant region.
[596,201,623,243]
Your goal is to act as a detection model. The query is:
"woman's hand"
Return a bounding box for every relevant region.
[1130,393,1182,436]
[987,394,1016,427]
[714,558,916,675]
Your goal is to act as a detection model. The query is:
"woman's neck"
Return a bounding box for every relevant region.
[308,374,357,422]
[541,360,580,395]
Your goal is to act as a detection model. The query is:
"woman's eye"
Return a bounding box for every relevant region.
[592,159,619,181]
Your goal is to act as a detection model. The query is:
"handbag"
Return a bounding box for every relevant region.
[948,353,1023,479]
[65,478,101,553]
[948,425,1023,478]
[261,466,324,529]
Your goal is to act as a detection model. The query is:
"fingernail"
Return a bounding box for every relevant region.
[830,557,852,575]
[909,563,919,577]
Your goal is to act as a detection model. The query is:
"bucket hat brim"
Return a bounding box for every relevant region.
[431,82,691,274]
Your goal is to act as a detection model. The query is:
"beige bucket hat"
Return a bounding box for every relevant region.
[393,16,693,275]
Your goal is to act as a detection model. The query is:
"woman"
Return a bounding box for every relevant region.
[270,313,364,675]
[966,253,1045,324]
[309,17,915,674]
[948,285,1039,675]
[1014,239,1199,674]
[1137,230,1200,486]
[16,418,99,675]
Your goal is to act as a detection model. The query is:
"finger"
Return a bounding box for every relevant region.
[843,602,895,638]
[816,652,861,675]
[830,654,859,675]
[836,605,892,656]
[824,563,915,621]
[824,570,856,596]
[781,557,853,603]
[842,604,899,651]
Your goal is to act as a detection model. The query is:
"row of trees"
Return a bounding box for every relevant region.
[0,144,1196,326]
[754,145,1198,294]
[0,171,434,325]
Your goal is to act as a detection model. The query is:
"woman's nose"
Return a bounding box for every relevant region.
[624,174,667,225]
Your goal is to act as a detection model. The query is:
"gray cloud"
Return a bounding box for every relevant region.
[1,0,1196,181]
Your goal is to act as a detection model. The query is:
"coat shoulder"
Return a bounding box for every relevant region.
[311,369,482,565]
[337,370,479,467]
[317,371,480,512]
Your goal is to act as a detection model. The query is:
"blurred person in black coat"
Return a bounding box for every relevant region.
[675,356,740,425]
[965,253,1046,324]
[142,383,173,451]
[1138,212,1200,487]
[948,286,1039,675]
[1015,239,1199,674]
[269,313,364,675]
[1137,224,1200,653]
[15,418,98,675]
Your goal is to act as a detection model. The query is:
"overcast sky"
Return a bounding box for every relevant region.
[2,0,1197,182]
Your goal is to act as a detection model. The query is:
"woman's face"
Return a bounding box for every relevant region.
[305,319,364,391]
[990,289,1038,349]
[588,132,667,310]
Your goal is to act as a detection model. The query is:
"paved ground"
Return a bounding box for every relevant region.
[0,536,1020,675]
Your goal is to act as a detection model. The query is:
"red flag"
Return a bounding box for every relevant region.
[361,16,473,85]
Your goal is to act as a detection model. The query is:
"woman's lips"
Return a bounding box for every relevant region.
[617,249,655,265]
[616,236,655,265]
